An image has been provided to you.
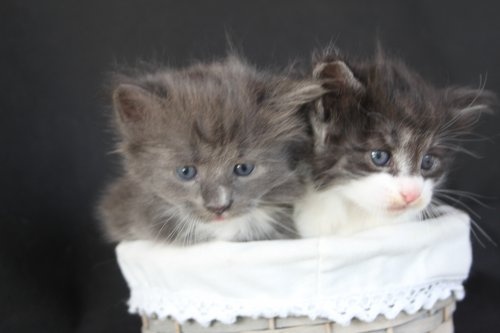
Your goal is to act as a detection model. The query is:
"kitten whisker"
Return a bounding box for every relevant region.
[171,218,185,245]
[438,132,491,145]
[440,130,488,139]
[426,198,497,248]
[438,107,479,134]
[178,216,194,246]
[438,143,481,158]
[433,192,481,219]
[252,204,299,237]
[469,224,486,248]
[421,201,442,220]
[431,195,496,247]
[466,73,488,110]
[149,206,184,241]
[154,221,168,243]
[269,219,300,236]
[182,213,203,246]
[191,217,202,245]
[164,218,185,243]
[164,223,180,243]
[470,218,497,248]
[426,205,440,220]
[167,212,195,244]
[183,218,196,246]
[435,189,494,208]
[264,212,300,237]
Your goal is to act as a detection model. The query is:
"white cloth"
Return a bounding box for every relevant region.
[116,206,472,326]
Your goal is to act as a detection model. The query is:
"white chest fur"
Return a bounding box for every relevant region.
[294,177,427,237]
[294,186,376,237]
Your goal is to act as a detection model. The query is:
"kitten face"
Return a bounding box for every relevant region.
[132,141,300,224]
[310,52,494,220]
[104,57,325,243]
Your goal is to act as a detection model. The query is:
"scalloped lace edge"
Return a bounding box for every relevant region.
[128,280,465,327]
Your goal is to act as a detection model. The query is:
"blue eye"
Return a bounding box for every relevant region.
[421,154,436,171]
[176,166,197,180]
[370,150,391,166]
[234,163,255,176]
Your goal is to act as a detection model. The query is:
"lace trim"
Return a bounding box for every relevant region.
[128,279,465,327]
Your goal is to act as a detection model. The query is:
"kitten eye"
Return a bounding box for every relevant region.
[421,154,436,171]
[370,150,391,167]
[233,163,255,176]
[176,166,197,180]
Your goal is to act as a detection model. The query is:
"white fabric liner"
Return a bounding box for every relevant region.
[116,206,472,327]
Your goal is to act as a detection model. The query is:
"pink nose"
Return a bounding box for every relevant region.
[401,189,421,204]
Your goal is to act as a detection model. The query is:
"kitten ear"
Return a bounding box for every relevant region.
[310,59,364,151]
[443,86,497,131]
[113,84,159,123]
[279,81,328,108]
[313,60,364,92]
[112,83,166,140]
[309,98,330,152]
[264,80,326,147]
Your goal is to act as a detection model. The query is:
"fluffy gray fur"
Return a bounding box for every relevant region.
[98,56,326,245]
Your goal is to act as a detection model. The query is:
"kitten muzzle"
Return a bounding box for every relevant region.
[205,200,233,217]
[401,190,421,204]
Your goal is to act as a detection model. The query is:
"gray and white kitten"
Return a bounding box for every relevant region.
[99,56,325,245]
[295,49,495,237]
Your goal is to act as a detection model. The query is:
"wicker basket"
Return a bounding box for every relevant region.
[141,297,455,333]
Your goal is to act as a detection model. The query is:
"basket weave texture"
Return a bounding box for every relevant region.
[142,297,455,333]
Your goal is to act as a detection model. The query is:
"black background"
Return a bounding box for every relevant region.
[1,1,499,332]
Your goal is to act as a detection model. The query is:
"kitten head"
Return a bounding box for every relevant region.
[111,56,324,237]
[310,49,495,220]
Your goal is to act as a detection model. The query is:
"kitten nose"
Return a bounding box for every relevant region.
[400,189,421,204]
[205,200,233,215]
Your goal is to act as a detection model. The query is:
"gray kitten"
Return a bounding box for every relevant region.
[295,48,495,236]
[99,56,325,245]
